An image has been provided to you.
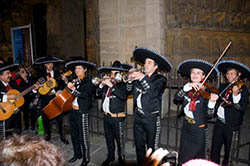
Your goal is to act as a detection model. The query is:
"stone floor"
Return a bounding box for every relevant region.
[21,103,250,166]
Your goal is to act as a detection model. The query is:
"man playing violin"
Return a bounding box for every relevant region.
[65,59,96,166]
[96,61,128,166]
[174,59,219,165]
[127,47,172,166]
[34,56,68,144]
[211,60,249,166]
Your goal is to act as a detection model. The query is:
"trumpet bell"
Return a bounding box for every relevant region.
[114,72,123,83]
[92,77,101,86]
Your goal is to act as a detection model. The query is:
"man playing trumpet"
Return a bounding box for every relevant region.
[96,61,129,166]
[126,47,172,166]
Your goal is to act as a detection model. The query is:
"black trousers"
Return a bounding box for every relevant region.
[103,114,125,160]
[41,95,64,138]
[178,120,206,165]
[134,112,161,165]
[70,109,89,162]
[210,120,236,166]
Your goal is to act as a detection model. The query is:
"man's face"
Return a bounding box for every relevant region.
[144,58,158,75]
[226,69,238,83]
[44,63,53,71]
[190,68,205,83]
[0,70,12,83]
[75,65,86,77]
[111,70,119,79]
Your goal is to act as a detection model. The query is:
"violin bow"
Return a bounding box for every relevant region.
[201,41,232,86]
[219,73,241,96]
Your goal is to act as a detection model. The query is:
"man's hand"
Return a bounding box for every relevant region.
[56,90,62,96]
[7,94,16,100]
[67,82,75,91]
[143,148,170,166]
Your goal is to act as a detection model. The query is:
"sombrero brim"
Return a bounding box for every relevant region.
[65,60,96,69]
[133,47,172,71]
[98,66,128,72]
[217,60,250,78]
[0,64,19,73]
[34,56,64,65]
[121,63,133,72]
[178,59,219,78]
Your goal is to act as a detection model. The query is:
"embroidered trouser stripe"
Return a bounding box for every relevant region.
[229,131,239,166]
[204,127,209,158]
[154,116,161,150]
[82,114,89,162]
[119,121,125,157]
[0,121,5,140]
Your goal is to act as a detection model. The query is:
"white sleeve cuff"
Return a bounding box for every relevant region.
[183,83,192,92]
[139,75,146,81]
[99,83,103,89]
[233,93,241,103]
[208,101,216,109]
[3,95,8,102]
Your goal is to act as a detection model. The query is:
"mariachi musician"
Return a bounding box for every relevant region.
[65,59,96,166]
[34,56,68,144]
[127,47,172,165]
[96,61,129,166]
[11,65,37,132]
[174,59,219,165]
[210,60,249,166]
[0,63,19,138]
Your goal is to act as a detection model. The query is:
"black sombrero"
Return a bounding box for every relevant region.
[0,64,19,73]
[65,60,96,69]
[177,59,219,78]
[98,61,128,72]
[121,63,133,72]
[34,56,64,65]
[217,60,249,78]
[133,47,172,71]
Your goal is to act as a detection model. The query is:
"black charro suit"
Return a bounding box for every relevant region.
[127,72,166,165]
[211,83,249,166]
[70,76,94,163]
[96,82,128,162]
[38,70,66,141]
[11,74,36,131]
[174,84,216,165]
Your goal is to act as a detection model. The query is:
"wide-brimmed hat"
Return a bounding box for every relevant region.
[217,60,249,78]
[34,56,64,65]
[0,64,19,73]
[133,47,172,71]
[65,60,96,69]
[98,61,128,72]
[121,63,133,72]
[177,59,219,78]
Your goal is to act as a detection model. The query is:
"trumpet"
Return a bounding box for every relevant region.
[92,67,144,86]
[115,67,145,83]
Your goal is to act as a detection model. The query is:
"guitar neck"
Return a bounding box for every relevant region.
[17,85,35,99]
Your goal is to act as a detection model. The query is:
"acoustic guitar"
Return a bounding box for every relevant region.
[38,77,57,95]
[38,70,72,95]
[0,78,45,121]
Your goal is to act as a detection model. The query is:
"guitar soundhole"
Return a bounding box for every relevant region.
[47,80,53,87]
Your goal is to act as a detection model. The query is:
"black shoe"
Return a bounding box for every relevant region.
[102,158,114,166]
[68,156,82,163]
[45,136,51,141]
[61,138,69,145]
[81,160,89,166]
[119,156,126,166]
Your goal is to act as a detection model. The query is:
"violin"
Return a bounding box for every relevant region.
[190,82,219,100]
